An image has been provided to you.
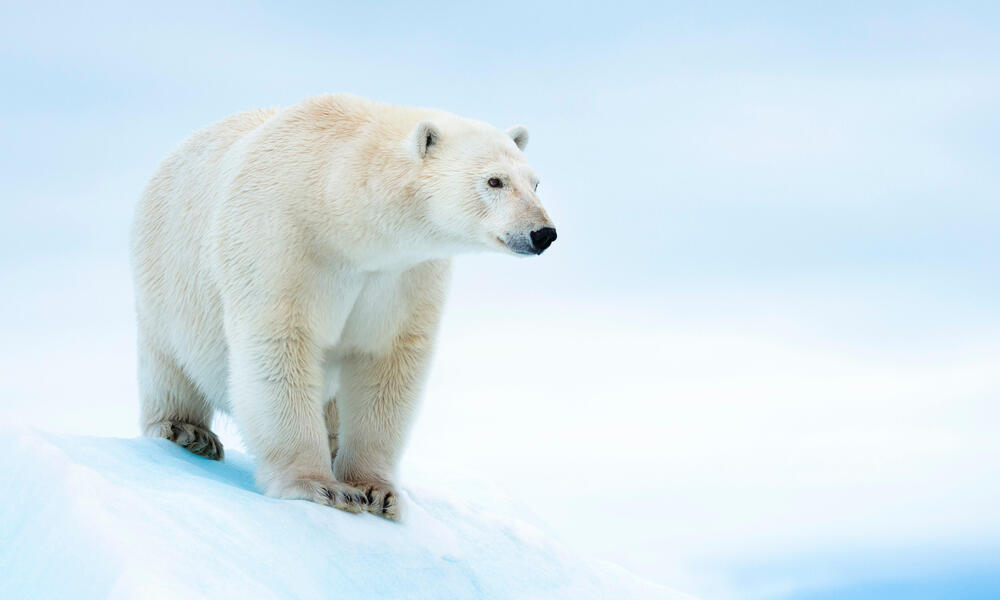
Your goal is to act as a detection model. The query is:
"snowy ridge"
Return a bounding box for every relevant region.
[0,428,691,599]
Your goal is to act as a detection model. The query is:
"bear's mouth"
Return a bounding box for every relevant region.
[498,234,536,256]
[494,236,517,253]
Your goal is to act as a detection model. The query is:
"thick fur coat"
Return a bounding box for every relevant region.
[131,94,555,519]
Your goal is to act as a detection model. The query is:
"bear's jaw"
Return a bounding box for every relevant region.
[348,240,477,272]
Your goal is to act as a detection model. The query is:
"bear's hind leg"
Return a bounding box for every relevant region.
[138,341,224,461]
[146,421,224,460]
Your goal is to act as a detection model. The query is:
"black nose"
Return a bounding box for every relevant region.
[529,227,557,254]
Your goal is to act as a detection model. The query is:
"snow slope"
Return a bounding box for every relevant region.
[0,428,690,600]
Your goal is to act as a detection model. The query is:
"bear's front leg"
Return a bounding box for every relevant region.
[334,333,435,521]
[228,328,369,514]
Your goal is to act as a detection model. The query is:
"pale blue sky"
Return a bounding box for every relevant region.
[1,2,999,598]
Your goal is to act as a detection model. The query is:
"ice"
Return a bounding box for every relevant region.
[0,427,692,600]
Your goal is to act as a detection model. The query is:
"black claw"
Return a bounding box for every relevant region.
[382,493,393,514]
[317,486,333,501]
[365,486,375,503]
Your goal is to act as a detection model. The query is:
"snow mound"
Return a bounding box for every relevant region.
[0,428,690,599]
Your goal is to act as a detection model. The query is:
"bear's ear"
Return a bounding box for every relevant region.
[411,120,441,159]
[506,125,529,151]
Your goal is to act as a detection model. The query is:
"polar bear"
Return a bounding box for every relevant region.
[130,93,556,520]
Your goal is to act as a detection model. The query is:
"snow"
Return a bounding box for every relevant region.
[0,427,692,600]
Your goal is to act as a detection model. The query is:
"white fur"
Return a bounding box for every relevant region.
[130,94,554,520]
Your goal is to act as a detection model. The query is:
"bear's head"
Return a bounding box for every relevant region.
[408,118,556,257]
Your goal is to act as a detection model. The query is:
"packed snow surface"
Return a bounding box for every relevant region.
[0,428,690,599]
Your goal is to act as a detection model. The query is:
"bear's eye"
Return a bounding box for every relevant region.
[488,177,503,189]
